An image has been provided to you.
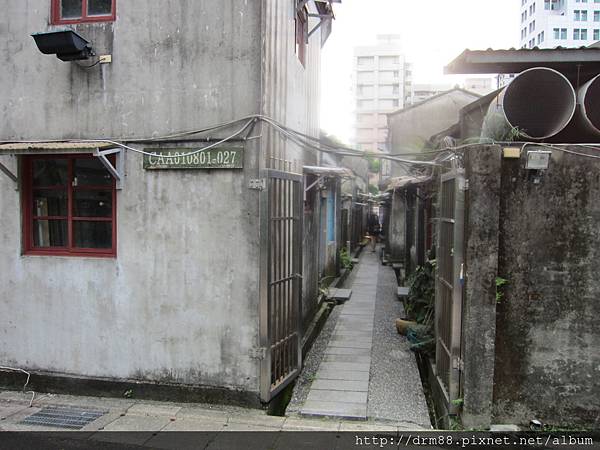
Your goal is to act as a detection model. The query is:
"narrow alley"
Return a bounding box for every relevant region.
[288,246,431,429]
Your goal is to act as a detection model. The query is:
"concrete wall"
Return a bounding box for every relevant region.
[0,0,263,394]
[0,0,325,399]
[492,146,600,427]
[388,89,480,177]
[455,145,600,427]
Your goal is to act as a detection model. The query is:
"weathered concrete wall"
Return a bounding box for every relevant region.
[388,190,406,262]
[493,146,600,426]
[1,0,262,140]
[462,145,502,429]
[388,89,480,177]
[0,145,262,391]
[0,0,325,399]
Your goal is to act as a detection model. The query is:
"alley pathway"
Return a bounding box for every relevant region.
[298,247,431,428]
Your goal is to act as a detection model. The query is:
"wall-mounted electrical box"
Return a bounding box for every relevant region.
[526,150,552,170]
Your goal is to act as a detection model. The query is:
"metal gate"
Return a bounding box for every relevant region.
[259,169,303,402]
[434,168,465,413]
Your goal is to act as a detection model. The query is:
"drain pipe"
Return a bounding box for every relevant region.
[482,67,577,141]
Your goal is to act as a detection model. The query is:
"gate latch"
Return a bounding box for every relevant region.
[249,347,267,360]
[249,178,267,191]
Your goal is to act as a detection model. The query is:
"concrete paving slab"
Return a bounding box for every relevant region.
[161,417,225,431]
[282,416,340,431]
[325,347,371,356]
[101,414,171,431]
[306,389,367,404]
[301,400,366,420]
[339,421,399,432]
[316,369,370,382]
[309,379,369,392]
[127,403,182,417]
[328,340,372,349]
[318,361,371,372]
[323,354,371,364]
[175,406,231,422]
[0,405,29,420]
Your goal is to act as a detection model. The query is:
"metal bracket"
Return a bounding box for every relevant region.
[249,347,267,360]
[249,178,267,191]
[94,148,124,190]
[304,174,326,193]
[0,160,18,189]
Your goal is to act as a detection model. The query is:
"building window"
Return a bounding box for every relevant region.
[594,11,600,21]
[295,3,308,67]
[561,28,568,39]
[575,10,581,20]
[594,28,600,39]
[23,155,117,257]
[582,10,588,21]
[553,27,560,39]
[574,28,581,39]
[582,28,589,39]
[51,0,115,24]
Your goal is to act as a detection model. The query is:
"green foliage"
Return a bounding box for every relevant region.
[451,398,464,407]
[406,260,436,324]
[367,156,380,173]
[368,184,379,196]
[123,389,134,398]
[495,276,508,303]
[339,247,353,270]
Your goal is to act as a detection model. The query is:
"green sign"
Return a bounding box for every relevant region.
[143,146,243,170]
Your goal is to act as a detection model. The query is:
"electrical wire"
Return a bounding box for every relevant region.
[0,366,35,407]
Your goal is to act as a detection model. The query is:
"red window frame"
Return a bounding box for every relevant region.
[22,154,117,258]
[51,0,116,25]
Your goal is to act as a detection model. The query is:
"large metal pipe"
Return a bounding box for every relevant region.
[482,67,577,141]
[578,74,600,135]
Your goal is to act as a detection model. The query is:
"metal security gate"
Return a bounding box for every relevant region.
[259,169,303,402]
[434,168,465,413]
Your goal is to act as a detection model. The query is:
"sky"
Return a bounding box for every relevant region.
[321,0,522,142]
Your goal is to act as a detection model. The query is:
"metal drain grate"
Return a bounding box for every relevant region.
[21,405,107,429]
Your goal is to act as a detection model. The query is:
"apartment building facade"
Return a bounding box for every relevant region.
[520,0,600,48]
[352,35,411,180]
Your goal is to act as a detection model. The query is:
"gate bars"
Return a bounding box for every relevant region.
[259,169,303,402]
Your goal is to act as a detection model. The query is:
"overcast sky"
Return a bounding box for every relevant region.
[321,0,522,141]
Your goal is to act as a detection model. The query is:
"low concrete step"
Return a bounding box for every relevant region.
[327,288,352,303]
[397,287,410,298]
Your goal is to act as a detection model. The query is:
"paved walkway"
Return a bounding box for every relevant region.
[300,251,379,420]
[299,247,431,428]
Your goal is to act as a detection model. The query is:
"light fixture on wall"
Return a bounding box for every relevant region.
[31,29,94,61]
[525,149,552,170]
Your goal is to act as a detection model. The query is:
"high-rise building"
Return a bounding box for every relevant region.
[520,0,600,49]
[352,35,412,163]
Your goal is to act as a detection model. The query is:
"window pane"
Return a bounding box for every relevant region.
[88,0,112,15]
[33,190,67,217]
[61,0,83,18]
[74,190,112,217]
[33,220,67,247]
[32,159,68,186]
[74,158,113,186]
[74,221,112,249]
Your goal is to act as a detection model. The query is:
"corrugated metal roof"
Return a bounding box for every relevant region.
[303,165,353,177]
[385,175,432,191]
[0,141,116,153]
[445,47,600,76]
